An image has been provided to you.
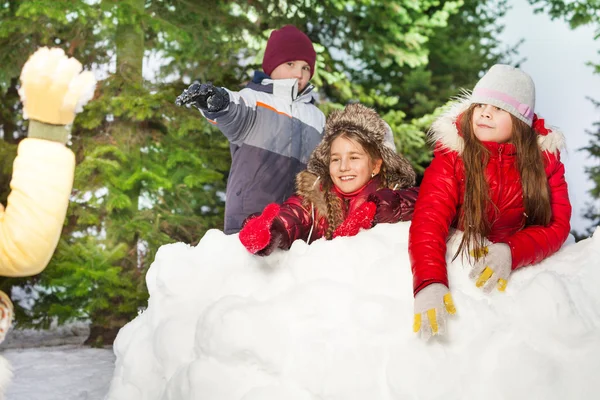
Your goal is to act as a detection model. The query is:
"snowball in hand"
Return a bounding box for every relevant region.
[106,223,600,400]
[18,47,96,125]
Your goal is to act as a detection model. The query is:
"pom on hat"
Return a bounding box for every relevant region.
[471,64,536,127]
[262,25,316,79]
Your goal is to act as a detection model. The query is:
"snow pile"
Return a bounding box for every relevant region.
[106,223,600,400]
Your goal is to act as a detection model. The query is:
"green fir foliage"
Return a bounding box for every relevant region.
[530,0,600,237]
[579,98,600,237]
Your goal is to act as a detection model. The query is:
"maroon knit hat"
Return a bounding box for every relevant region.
[262,25,316,79]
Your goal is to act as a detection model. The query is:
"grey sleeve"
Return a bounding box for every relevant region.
[200,89,258,144]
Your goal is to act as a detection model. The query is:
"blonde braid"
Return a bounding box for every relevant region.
[324,182,344,239]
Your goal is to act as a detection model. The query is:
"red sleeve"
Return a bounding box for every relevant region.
[409,147,461,295]
[275,194,324,249]
[504,151,571,269]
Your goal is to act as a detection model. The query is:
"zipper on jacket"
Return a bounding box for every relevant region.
[494,144,504,218]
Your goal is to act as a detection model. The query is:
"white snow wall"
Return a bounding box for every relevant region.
[106,222,600,400]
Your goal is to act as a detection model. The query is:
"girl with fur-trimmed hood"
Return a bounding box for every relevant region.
[409,64,571,340]
[239,103,419,256]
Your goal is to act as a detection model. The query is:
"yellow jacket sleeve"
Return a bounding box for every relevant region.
[0,138,75,277]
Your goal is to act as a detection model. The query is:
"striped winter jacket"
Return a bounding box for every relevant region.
[201,71,325,234]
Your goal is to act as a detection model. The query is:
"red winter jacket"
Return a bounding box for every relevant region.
[272,173,419,250]
[409,101,572,295]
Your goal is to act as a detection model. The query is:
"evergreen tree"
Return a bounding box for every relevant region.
[580,98,600,235]
[529,0,600,236]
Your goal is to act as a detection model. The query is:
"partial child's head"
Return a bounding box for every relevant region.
[467,64,535,143]
[262,25,316,92]
[306,104,415,192]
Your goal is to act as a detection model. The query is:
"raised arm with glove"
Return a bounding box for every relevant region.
[1,47,96,277]
[175,81,230,112]
[0,47,96,346]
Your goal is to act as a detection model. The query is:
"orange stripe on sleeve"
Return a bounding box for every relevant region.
[256,101,292,118]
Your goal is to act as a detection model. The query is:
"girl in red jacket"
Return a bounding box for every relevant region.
[239,103,419,256]
[409,64,571,340]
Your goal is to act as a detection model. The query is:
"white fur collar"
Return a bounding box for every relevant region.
[429,95,566,155]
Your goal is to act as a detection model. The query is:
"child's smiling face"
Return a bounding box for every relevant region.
[329,135,382,194]
[270,60,311,92]
[471,103,513,143]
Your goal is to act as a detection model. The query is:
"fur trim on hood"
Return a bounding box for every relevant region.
[306,103,416,190]
[295,170,328,219]
[429,94,566,154]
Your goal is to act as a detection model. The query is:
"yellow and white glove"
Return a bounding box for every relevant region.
[413,283,456,340]
[469,243,512,293]
[19,47,96,143]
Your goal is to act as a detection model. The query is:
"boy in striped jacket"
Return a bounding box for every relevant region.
[176,25,326,234]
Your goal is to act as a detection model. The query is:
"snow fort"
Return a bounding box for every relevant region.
[106,222,600,400]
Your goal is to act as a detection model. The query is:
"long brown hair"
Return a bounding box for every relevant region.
[322,130,382,239]
[456,104,552,261]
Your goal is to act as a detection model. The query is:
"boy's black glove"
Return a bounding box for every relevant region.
[175,81,230,112]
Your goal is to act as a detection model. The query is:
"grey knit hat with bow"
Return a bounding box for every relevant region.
[471,64,536,126]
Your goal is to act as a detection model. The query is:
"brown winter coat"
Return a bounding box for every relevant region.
[271,172,419,249]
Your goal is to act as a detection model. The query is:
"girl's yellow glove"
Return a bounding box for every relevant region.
[413,283,456,340]
[469,243,512,293]
[18,47,96,126]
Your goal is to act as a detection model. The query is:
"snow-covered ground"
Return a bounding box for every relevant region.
[105,222,600,400]
[1,321,90,350]
[2,345,114,400]
[0,318,114,399]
